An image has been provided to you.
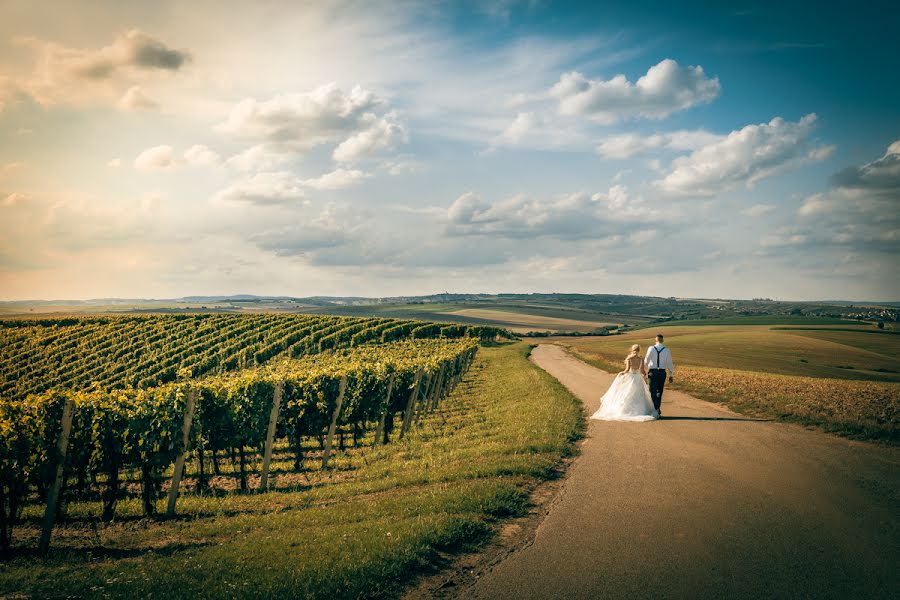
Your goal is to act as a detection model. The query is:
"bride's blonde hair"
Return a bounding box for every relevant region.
[627,344,640,359]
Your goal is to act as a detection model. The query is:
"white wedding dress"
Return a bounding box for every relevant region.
[591,357,659,422]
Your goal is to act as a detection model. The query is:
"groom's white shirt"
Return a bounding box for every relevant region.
[644,343,675,374]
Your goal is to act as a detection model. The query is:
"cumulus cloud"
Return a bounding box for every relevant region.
[134,144,221,169]
[742,203,776,217]
[6,29,190,108]
[760,139,900,259]
[549,59,720,123]
[830,140,900,192]
[214,172,307,206]
[657,114,834,195]
[250,204,360,257]
[381,159,424,175]
[118,85,158,110]
[225,144,294,173]
[489,110,589,151]
[597,130,722,159]
[333,113,406,162]
[218,83,407,166]
[445,186,657,239]
[107,158,122,168]
[134,145,176,170]
[300,168,370,190]
[213,167,370,206]
[796,191,898,249]
[183,144,221,167]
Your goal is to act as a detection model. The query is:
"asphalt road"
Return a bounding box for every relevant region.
[469,344,899,599]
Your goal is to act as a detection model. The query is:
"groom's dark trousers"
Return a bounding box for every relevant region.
[648,369,667,411]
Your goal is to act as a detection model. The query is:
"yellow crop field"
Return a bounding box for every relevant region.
[560,324,900,382]
[445,308,616,332]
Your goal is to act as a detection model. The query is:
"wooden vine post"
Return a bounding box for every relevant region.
[321,375,348,469]
[373,374,394,446]
[413,371,434,425]
[429,363,447,412]
[38,396,75,556]
[259,381,284,491]
[400,369,422,438]
[166,387,197,516]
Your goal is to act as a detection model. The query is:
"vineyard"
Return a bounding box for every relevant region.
[0,313,505,402]
[0,314,508,554]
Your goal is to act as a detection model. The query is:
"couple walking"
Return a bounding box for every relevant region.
[591,334,675,422]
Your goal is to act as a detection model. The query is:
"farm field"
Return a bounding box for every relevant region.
[443,308,618,333]
[558,324,900,381]
[558,324,899,443]
[0,343,583,598]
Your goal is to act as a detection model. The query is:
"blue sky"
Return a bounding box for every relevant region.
[0,0,897,300]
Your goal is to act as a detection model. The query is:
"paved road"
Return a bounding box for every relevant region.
[470,344,899,599]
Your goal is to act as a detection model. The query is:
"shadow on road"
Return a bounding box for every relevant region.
[659,416,771,422]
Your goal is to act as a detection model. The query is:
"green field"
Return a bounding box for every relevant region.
[559,324,899,382]
[0,343,583,598]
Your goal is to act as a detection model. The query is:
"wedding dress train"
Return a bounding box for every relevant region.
[591,370,659,422]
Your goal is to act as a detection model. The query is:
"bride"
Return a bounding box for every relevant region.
[591,344,659,422]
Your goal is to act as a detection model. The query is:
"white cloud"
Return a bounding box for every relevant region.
[657,114,834,195]
[549,59,720,123]
[118,85,158,110]
[218,83,407,165]
[225,144,294,173]
[301,168,370,190]
[332,112,406,162]
[830,139,900,191]
[760,230,808,247]
[447,192,491,225]
[445,186,657,239]
[183,144,220,167]
[134,145,176,170]
[6,29,190,109]
[250,204,361,257]
[597,130,722,159]
[3,192,29,207]
[381,159,424,175]
[213,171,307,206]
[217,83,379,140]
[758,140,900,260]
[134,144,220,169]
[107,158,122,168]
[742,203,776,217]
[629,229,658,244]
[489,110,589,150]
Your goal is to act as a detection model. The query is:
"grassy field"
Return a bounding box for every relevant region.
[640,316,863,327]
[443,308,617,333]
[558,324,900,382]
[0,343,583,599]
[558,324,899,443]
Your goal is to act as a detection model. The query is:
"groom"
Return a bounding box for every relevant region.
[644,334,675,416]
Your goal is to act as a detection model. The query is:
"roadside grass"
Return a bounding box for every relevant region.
[0,343,583,599]
[557,324,900,382]
[561,343,898,445]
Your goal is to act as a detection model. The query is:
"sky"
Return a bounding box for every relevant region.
[0,0,898,302]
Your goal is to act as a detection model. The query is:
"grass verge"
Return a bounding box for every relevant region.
[0,342,583,599]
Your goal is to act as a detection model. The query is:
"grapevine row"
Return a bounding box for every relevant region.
[0,339,478,549]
